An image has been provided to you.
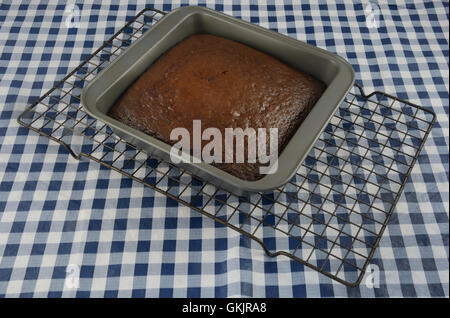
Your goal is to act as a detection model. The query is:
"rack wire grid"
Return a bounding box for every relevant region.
[16,8,435,287]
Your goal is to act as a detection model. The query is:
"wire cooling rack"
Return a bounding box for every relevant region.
[17,8,435,287]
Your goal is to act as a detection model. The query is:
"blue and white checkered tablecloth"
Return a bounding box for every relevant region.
[0,0,448,297]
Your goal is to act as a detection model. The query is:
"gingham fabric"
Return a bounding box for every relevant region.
[0,0,448,297]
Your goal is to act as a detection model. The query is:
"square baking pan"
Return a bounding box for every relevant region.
[81,6,355,195]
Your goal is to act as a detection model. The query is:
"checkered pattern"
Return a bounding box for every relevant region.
[0,0,448,297]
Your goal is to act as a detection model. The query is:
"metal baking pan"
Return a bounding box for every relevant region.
[81,6,355,195]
